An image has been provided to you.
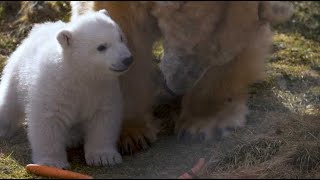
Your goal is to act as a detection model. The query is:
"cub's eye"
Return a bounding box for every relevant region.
[97,44,107,52]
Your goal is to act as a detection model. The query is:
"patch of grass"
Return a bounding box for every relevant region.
[275,1,320,42]
[0,6,4,19]
[18,1,71,24]
[0,33,19,56]
[0,55,7,73]
[271,33,320,71]
[290,142,320,172]
[0,2,21,22]
[0,153,33,179]
[209,139,283,171]
[272,89,318,115]
[267,20,320,116]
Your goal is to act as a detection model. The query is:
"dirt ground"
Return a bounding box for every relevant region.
[0,1,319,179]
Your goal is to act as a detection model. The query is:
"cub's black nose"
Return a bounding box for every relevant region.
[122,56,133,66]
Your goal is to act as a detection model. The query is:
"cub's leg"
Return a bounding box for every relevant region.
[84,88,123,166]
[84,110,123,166]
[0,69,24,138]
[27,99,71,169]
[71,1,162,155]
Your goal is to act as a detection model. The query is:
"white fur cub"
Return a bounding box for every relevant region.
[0,9,133,169]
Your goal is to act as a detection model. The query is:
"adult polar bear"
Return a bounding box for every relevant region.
[71,1,293,154]
[0,10,133,168]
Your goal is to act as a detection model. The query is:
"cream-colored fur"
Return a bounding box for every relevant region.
[70,1,293,153]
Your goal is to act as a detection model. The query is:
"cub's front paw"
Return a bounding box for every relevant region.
[85,150,122,166]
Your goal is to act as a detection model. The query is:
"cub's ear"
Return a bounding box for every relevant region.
[99,9,109,16]
[56,30,73,49]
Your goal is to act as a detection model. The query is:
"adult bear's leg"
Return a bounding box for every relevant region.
[92,2,162,155]
[175,23,273,143]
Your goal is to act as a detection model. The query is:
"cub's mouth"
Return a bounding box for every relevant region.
[109,56,134,73]
[109,66,129,73]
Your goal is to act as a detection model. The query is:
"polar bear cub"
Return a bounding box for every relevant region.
[0,9,133,168]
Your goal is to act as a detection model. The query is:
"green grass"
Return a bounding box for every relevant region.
[0,153,33,179]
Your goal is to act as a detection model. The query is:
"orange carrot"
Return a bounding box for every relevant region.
[25,164,93,179]
[178,158,205,179]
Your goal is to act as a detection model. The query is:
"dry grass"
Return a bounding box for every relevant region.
[290,142,320,172]
[209,139,284,171]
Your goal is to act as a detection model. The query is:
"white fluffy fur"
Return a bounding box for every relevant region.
[0,10,132,168]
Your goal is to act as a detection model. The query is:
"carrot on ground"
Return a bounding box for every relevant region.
[25,164,93,179]
[178,158,206,179]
